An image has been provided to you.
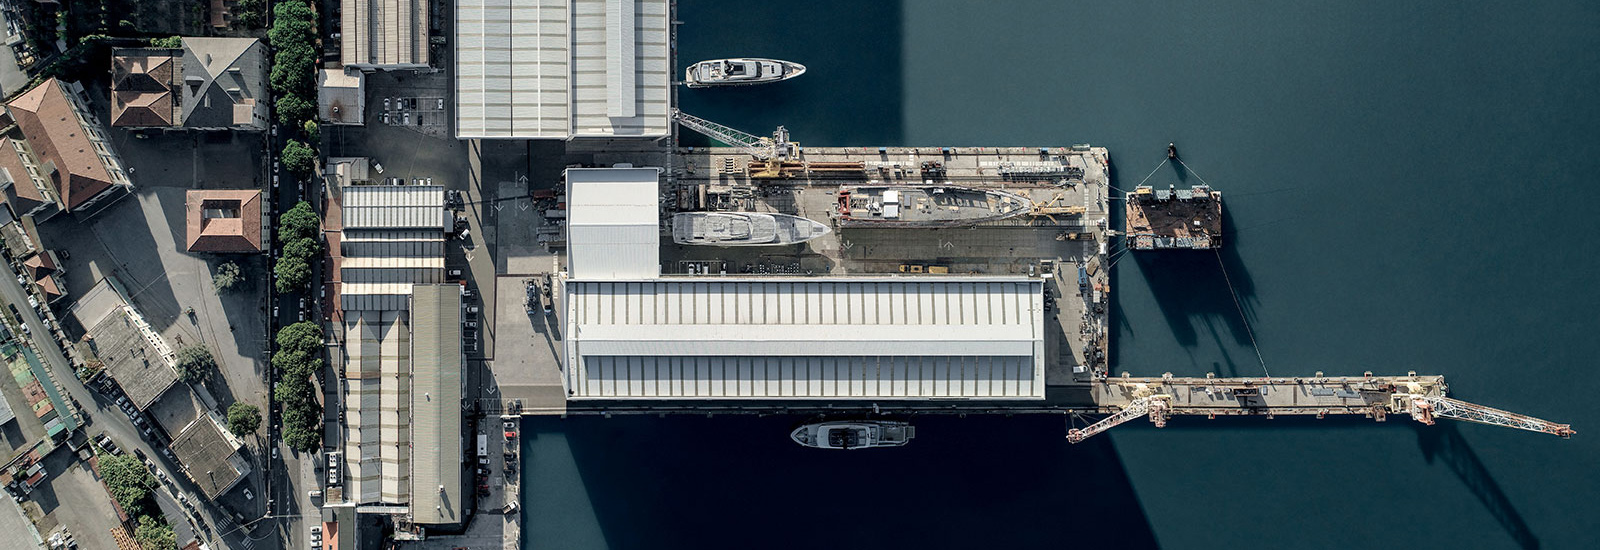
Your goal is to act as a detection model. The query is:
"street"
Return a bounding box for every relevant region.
[0,257,272,549]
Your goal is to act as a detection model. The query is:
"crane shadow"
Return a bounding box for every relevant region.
[1415,423,1540,550]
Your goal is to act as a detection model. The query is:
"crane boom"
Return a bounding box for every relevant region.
[1402,395,1576,438]
[671,110,792,160]
[1067,395,1170,443]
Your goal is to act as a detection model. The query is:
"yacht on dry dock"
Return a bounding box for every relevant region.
[685,58,806,87]
[836,186,1031,228]
[790,421,914,450]
[672,212,831,246]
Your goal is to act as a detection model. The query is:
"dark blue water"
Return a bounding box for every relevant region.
[524,2,1600,549]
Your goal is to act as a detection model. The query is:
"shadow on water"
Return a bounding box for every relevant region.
[527,415,1159,550]
[1128,207,1258,352]
[675,0,904,146]
[1415,423,1541,550]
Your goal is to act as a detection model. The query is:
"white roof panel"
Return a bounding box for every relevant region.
[565,168,660,279]
[564,277,1047,400]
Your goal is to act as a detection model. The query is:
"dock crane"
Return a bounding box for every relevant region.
[672,110,795,160]
[1067,375,1575,443]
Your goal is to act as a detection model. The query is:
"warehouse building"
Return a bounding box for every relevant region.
[561,168,1047,400]
[455,0,671,139]
[331,183,465,533]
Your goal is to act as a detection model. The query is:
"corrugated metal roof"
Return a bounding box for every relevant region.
[341,186,446,229]
[571,0,670,137]
[565,168,660,279]
[564,277,1046,399]
[408,285,462,525]
[341,0,429,68]
[455,0,668,138]
[342,309,411,506]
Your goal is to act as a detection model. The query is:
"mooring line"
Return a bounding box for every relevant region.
[1214,248,1269,377]
[1132,158,1169,190]
[1176,158,1212,187]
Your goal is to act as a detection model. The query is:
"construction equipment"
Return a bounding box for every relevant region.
[1395,394,1576,438]
[1029,193,1087,223]
[1068,394,1170,443]
[1068,374,1577,443]
[673,110,794,160]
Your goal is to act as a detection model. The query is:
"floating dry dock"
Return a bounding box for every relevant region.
[1125,184,1223,250]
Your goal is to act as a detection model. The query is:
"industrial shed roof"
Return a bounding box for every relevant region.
[563,277,1046,400]
[341,186,447,230]
[408,285,462,526]
[565,168,660,280]
[455,0,670,139]
[342,309,411,507]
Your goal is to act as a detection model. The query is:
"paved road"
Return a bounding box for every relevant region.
[0,267,268,549]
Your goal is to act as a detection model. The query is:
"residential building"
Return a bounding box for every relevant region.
[111,38,269,131]
[455,0,671,139]
[185,189,265,253]
[3,78,132,215]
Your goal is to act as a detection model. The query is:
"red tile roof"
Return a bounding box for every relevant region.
[186,189,263,252]
[6,79,119,211]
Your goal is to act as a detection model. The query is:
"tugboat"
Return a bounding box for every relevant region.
[685,58,806,88]
[672,212,830,246]
[790,421,914,450]
[1167,142,1178,159]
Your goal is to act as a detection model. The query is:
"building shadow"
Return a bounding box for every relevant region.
[675,0,904,147]
[530,415,1160,550]
[1415,423,1540,550]
[1127,207,1257,348]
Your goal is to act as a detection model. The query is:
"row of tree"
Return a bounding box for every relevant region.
[274,321,324,451]
[100,453,175,550]
[273,201,322,294]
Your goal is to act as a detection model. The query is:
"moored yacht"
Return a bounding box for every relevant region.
[672,212,830,246]
[685,58,806,87]
[790,421,915,450]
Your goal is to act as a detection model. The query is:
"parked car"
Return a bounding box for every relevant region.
[242,488,253,500]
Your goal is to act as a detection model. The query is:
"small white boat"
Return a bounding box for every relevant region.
[790,421,914,450]
[685,58,806,88]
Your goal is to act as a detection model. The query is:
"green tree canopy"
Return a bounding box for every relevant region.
[174,346,217,384]
[279,201,321,243]
[134,515,175,550]
[303,120,320,143]
[276,94,315,127]
[282,139,316,177]
[150,36,182,48]
[226,402,262,436]
[100,454,153,516]
[276,321,324,355]
[273,254,311,293]
[213,261,242,292]
[271,349,322,381]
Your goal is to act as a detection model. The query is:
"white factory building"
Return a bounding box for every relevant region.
[454,0,672,139]
[561,168,1048,400]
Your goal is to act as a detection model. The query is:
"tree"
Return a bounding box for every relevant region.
[213,261,242,292]
[276,94,314,127]
[174,346,216,384]
[149,36,182,48]
[273,253,310,293]
[303,120,320,143]
[226,402,262,436]
[283,236,321,262]
[281,140,316,177]
[282,420,320,452]
[100,454,153,516]
[276,321,324,355]
[235,0,264,28]
[279,201,321,243]
[134,515,175,550]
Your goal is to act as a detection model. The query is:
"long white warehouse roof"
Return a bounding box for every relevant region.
[564,278,1046,400]
[455,0,670,139]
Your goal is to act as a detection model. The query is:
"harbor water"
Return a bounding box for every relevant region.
[523,1,1600,548]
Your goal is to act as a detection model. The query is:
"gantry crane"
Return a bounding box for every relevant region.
[1394,394,1577,438]
[672,110,794,160]
[1067,375,1576,443]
